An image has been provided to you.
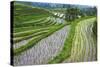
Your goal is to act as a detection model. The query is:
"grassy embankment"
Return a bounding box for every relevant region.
[48,16,96,63]
[13,4,68,56]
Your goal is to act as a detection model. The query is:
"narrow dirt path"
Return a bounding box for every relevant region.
[14,25,70,66]
[63,17,97,62]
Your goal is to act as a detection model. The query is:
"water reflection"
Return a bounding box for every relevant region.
[51,17,65,24]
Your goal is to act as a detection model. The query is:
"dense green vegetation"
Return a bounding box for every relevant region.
[65,8,80,21]
[13,1,97,65]
[65,7,97,21]
[13,3,67,56]
[13,4,51,26]
[14,24,67,55]
[48,16,95,63]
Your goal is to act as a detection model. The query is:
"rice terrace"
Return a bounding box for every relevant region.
[11,1,97,66]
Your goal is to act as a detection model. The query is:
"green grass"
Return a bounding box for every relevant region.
[48,16,95,63]
[14,4,51,24]
[14,17,51,28]
[13,24,63,43]
[13,24,66,56]
[14,14,49,25]
[14,17,46,28]
[13,24,60,38]
[13,3,95,60]
[13,3,64,56]
[14,28,49,38]
[14,23,58,33]
[13,30,49,43]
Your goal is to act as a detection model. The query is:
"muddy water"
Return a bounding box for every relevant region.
[14,25,70,66]
[51,17,65,24]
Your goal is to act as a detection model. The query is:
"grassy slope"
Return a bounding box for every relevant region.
[13,3,51,27]
[13,3,67,56]
[48,16,95,63]
[63,17,97,62]
[14,24,66,56]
